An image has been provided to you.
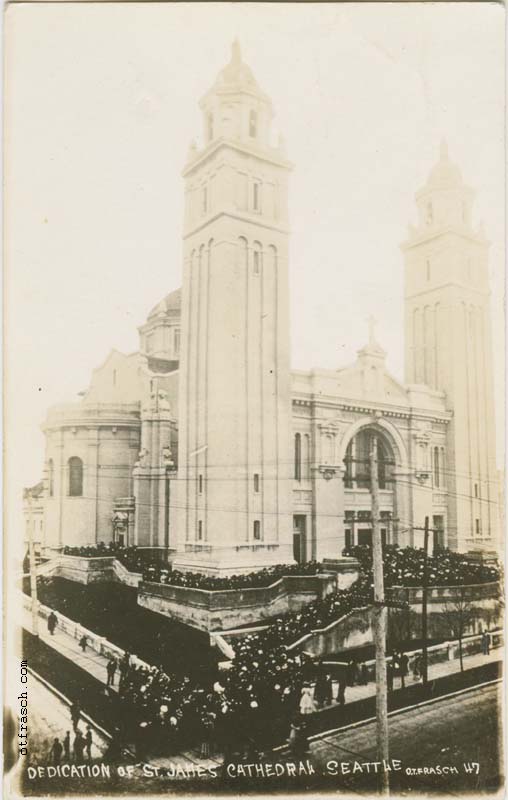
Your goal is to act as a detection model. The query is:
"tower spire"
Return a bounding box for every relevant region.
[231,38,241,65]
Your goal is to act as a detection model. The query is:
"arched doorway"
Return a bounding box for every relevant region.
[342,427,396,548]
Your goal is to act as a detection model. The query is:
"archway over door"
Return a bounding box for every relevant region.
[342,425,399,548]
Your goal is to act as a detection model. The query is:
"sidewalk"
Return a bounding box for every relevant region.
[21,604,502,770]
[21,607,119,692]
[317,646,502,710]
[21,608,223,772]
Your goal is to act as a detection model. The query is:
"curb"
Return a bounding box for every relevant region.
[310,676,502,744]
[27,666,112,742]
[271,674,502,752]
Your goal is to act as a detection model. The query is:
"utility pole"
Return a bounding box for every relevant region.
[421,516,430,686]
[370,437,390,795]
[26,491,39,638]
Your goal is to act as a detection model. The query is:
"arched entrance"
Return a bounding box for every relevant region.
[342,426,397,548]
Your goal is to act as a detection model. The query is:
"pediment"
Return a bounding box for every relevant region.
[335,363,409,405]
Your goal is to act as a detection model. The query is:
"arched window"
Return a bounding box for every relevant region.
[238,236,248,271]
[294,433,302,482]
[267,244,277,269]
[68,457,83,497]
[304,434,311,479]
[377,440,389,490]
[48,459,54,497]
[433,446,440,487]
[253,241,262,275]
[344,441,354,488]
[249,109,258,138]
[343,429,394,490]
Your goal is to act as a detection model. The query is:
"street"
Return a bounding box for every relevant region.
[306,681,503,794]
[22,671,109,766]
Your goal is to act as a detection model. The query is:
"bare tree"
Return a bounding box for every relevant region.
[440,587,477,672]
[388,606,419,653]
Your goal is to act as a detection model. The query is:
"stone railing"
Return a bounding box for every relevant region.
[389,581,500,604]
[37,553,360,632]
[320,628,504,682]
[138,572,340,631]
[20,593,150,669]
[111,559,142,588]
[281,581,502,658]
[286,606,374,656]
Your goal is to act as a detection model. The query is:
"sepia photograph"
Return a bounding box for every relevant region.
[3,2,505,797]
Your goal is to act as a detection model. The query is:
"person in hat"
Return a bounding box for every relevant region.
[85,726,93,760]
[47,612,58,636]
[50,737,63,766]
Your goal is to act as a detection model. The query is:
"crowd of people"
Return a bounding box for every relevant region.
[109,639,318,758]
[54,542,499,759]
[139,560,325,590]
[62,543,325,590]
[47,706,95,766]
[345,544,499,587]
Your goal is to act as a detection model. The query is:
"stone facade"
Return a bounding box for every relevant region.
[402,142,499,552]
[26,44,501,566]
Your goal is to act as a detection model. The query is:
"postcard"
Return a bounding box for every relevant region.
[3,2,505,797]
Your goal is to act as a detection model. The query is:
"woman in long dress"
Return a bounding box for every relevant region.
[299,686,316,716]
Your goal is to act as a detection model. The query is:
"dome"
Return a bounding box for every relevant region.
[147,288,181,320]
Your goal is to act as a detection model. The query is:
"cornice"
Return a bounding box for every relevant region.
[291,395,451,424]
[183,210,290,240]
[182,138,293,178]
[401,226,489,251]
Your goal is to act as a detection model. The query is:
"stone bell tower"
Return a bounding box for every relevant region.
[402,142,499,552]
[171,41,294,574]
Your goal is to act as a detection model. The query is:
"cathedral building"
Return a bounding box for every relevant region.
[26,43,500,572]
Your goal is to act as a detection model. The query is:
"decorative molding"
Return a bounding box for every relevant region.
[313,464,344,481]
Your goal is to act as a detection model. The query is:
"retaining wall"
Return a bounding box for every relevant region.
[138,573,340,631]
[38,555,359,632]
[281,581,501,658]
[20,593,149,669]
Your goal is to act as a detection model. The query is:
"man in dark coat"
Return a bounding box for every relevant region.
[63,731,71,761]
[73,730,85,764]
[50,738,63,766]
[314,666,329,709]
[106,658,117,687]
[336,665,347,706]
[85,726,93,760]
[47,612,57,636]
[70,700,81,732]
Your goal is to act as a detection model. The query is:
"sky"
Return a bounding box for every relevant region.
[5,2,505,534]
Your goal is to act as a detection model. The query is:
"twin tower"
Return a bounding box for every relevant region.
[170,43,499,573]
[170,42,294,573]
